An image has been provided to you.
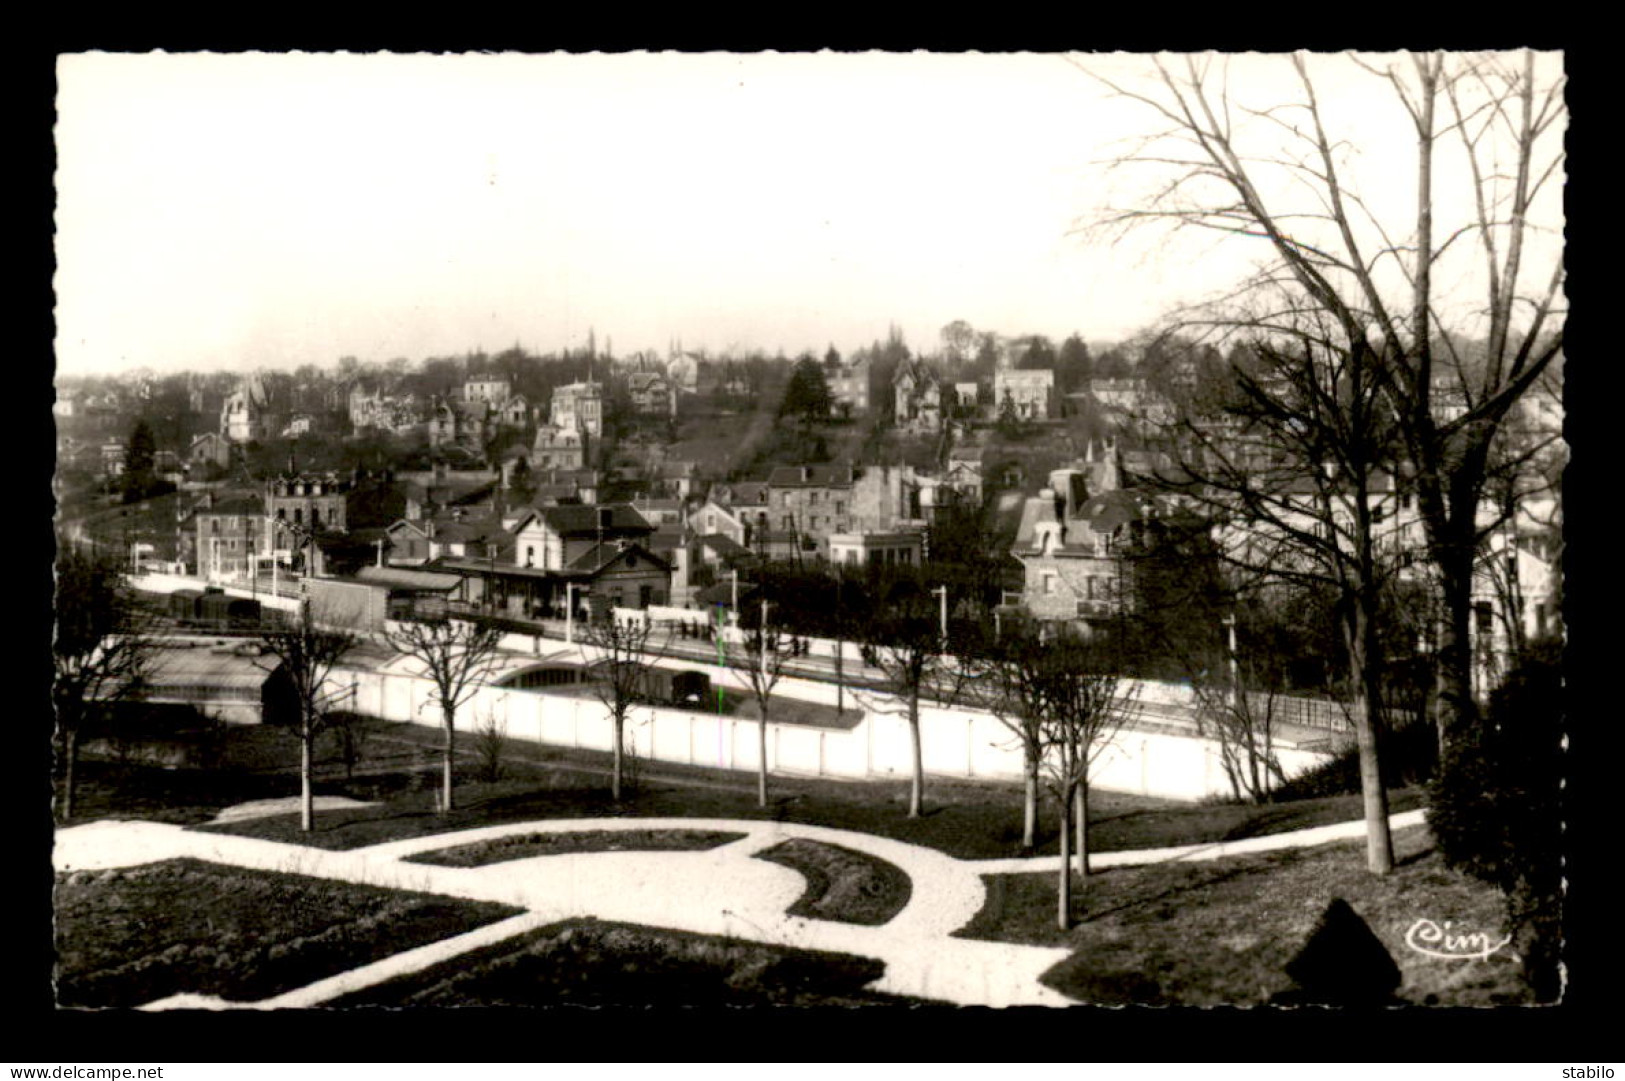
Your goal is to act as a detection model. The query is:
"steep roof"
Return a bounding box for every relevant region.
[697,533,750,559]
[517,503,653,536]
[195,494,265,517]
[767,464,855,489]
[566,541,671,576]
[427,517,507,545]
[718,481,769,507]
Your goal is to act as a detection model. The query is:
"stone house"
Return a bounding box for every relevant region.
[1011,461,1167,629]
[893,360,945,432]
[551,381,604,437]
[993,368,1056,421]
[827,355,871,417]
[510,504,654,573]
[463,374,512,406]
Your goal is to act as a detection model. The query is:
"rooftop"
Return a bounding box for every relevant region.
[767,464,856,489]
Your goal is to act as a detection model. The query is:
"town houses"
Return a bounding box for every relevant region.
[55,325,1561,723]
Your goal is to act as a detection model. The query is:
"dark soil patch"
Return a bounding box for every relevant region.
[755,839,912,926]
[407,828,747,867]
[53,858,522,1008]
[331,918,935,1007]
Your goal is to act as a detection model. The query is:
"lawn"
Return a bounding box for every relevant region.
[755,839,912,926]
[953,826,1531,1007]
[76,717,1427,862]
[53,858,523,1008]
[329,918,934,1007]
[191,736,1427,862]
[406,828,747,867]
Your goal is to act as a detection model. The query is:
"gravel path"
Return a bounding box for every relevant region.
[54,806,1426,1010]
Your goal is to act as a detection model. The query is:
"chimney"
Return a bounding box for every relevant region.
[1048,468,1086,521]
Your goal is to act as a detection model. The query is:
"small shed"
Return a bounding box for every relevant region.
[111,638,291,726]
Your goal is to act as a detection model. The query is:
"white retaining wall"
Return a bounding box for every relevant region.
[130,578,1335,799]
[329,660,1331,802]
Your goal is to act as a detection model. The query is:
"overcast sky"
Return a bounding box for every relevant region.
[54,50,1564,378]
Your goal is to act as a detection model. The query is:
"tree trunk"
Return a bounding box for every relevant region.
[300,724,314,833]
[1057,790,1072,930]
[1075,781,1090,881]
[611,715,624,802]
[1434,554,1477,754]
[441,708,456,814]
[61,726,78,823]
[907,697,924,819]
[1022,755,1038,851]
[757,714,769,807]
[1347,601,1394,875]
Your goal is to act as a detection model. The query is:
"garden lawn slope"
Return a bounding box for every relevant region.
[954,827,1528,1006]
[54,857,522,1008]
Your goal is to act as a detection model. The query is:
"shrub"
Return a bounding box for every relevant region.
[1427,638,1563,1001]
[1270,713,1439,801]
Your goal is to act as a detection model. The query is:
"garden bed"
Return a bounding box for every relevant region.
[406,828,747,867]
[755,839,912,926]
[331,918,929,1007]
[54,858,522,1008]
[952,826,1531,1006]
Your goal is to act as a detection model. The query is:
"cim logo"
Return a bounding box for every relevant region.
[1402,918,1513,962]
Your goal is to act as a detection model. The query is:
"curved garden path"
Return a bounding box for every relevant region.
[53,808,1426,1010]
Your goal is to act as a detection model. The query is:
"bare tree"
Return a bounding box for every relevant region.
[1081,49,1565,761]
[1076,52,1553,874]
[854,577,969,819]
[963,616,1050,851]
[52,544,157,822]
[737,600,796,807]
[1035,633,1137,929]
[1187,646,1287,805]
[579,612,661,802]
[257,598,359,832]
[386,613,508,813]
